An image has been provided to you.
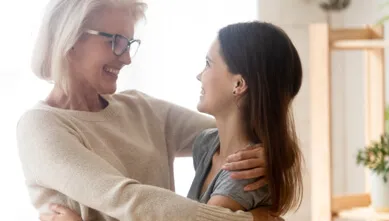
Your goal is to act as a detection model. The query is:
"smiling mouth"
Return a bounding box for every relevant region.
[103,66,120,76]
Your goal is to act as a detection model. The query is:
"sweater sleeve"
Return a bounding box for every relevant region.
[16,110,251,221]
[165,102,216,157]
[136,91,216,157]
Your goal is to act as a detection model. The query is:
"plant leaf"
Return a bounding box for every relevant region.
[377,15,389,24]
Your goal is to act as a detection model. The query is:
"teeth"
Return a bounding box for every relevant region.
[104,66,120,75]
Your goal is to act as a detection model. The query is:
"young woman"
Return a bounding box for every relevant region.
[187,21,303,216]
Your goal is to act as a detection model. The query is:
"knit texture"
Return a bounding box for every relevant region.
[16,90,253,221]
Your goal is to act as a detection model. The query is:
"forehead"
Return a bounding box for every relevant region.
[208,39,222,61]
[89,7,136,38]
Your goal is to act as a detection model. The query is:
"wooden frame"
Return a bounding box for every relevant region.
[310,23,386,221]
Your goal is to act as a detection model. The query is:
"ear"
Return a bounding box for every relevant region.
[232,74,248,96]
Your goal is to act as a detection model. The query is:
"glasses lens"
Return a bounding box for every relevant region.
[129,40,140,57]
[113,35,128,56]
[113,35,140,57]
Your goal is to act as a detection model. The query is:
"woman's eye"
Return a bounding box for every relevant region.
[205,60,210,67]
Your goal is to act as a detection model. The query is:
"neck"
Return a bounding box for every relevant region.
[46,81,106,112]
[215,110,253,158]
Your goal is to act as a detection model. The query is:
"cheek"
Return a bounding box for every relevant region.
[79,41,112,63]
[203,73,232,103]
[202,69,219,87]
[78,49,112,73]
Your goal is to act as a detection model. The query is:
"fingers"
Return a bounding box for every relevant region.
[222,159,261,170]
[243,144,261,150]
[229,167,266,180]
[50,204,68,214]
[226,146,266,165]
[243,178,268,191]
[40,204,82,221]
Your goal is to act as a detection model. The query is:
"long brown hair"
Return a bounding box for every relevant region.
[218,21,303,216]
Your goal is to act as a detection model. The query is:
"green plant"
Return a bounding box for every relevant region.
[356,133,389,183]
[385,105,389,132]
[356,105,389,183]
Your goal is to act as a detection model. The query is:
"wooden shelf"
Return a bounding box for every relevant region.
[332,193,371,214]
[310,23,386,221]
[332,40,389,50]
[337,207,389,220]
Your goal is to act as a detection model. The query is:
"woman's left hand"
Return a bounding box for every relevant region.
[39,204,83,221]
[222,144,268,191]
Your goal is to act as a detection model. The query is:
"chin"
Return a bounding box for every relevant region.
[100,85,117,95]
[197,100,211,115]
[197,104,204,113]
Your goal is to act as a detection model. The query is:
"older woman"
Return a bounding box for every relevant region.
[17,0,273,221]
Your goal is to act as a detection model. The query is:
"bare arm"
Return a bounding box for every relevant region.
[207,195,245,211]
[207,197,282,221]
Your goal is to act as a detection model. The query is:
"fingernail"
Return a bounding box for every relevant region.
[222,164,229,169]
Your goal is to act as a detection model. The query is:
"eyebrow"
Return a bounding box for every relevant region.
[206,56,214,63]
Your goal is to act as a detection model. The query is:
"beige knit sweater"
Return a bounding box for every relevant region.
[16,90,253,221]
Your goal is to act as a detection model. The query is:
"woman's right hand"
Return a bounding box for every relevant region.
[39,204,82,221]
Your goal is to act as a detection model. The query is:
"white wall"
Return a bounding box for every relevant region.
[258,0,386,220]
[0,1,53,220]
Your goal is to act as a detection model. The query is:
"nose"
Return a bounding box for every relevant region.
[196,71,203,81]
[118,49,132,65]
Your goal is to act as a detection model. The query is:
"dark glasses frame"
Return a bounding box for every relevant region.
[85,29,141,57]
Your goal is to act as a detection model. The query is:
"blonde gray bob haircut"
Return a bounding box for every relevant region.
[31,0,147,91]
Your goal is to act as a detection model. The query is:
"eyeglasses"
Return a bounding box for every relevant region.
[85,29,141,57]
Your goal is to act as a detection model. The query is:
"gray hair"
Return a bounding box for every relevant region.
[31,0,147,91]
